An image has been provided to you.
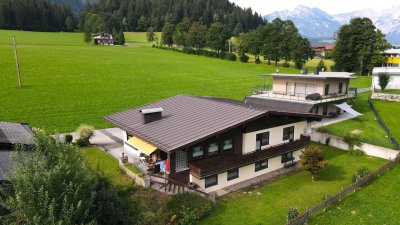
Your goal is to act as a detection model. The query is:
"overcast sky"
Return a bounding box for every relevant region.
[230,0,400,15]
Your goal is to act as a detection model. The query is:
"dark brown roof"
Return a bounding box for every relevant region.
[244,96,315,114]
[0,122,34,146]
[105,95,268,152]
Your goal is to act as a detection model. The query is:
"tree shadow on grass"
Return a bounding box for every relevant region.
[316,164,346,182]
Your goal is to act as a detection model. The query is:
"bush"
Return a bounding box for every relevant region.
[183,47,196,54]
[75,137,88,147]
[218,51,227,59]
[287,207,299,221]
[352,166,370,182]
[164,193,213,222]
[179,206,199,225]
[64,134,73,144]
[239,54,249,63]
[325,137,331,146]
[282,62,290,68]
[343,132,363,150]
[75,124,94,146]
[255,58,261,64]
[225,53,237,61]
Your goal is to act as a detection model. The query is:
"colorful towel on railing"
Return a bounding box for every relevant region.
[156,160,169,173]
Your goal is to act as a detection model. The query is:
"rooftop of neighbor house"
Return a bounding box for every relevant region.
[384,48,400,55]
[0,121,34,146]
[0,151,12,181]
[373,67,400,75]
[105,95,318,153]
[260,72,356,80]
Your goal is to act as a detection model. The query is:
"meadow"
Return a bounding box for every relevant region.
[0,30,367,133]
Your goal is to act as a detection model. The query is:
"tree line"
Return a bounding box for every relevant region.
[0,0,75,32]
[157,17,314,69]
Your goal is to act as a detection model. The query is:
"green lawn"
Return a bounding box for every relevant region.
[375,89,400,94]
[79,146,134,190]
[311,163,400,225]
[349,76,372,89]
[0,30,298,133]
[318,92,393,148]
[200,144,386,225]
[372,100,400,142]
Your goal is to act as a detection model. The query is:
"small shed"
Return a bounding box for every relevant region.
[93,33,114,45]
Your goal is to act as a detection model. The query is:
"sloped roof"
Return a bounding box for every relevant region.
[105,95,269,152]
[0,151,12,181]
[0,122,34,145]
[244,96,315,114]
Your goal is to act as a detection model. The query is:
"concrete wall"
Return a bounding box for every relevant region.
[310,132,398,160]
[272,77,349,95]
[122,131,140,156]
[191,149,303,193]
[373,75,400,90]
[242,121,307,154]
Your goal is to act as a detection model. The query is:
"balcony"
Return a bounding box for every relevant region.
[252,85,356,103]
[189,135,310,178]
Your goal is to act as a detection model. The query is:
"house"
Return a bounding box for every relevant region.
[382,48,400,67]
[246,70,360,117]
[93,33,114,45]
[372,67,400,90]
[105,95,319,193]
[0,122,34,182]
[312,44,334,58]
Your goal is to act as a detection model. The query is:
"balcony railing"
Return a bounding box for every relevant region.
[189,135,310,178]
[252,89,356,103]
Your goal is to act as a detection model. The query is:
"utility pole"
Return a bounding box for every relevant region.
[13,36,22,87]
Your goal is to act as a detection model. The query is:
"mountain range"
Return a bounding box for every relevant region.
[264,5,400,45]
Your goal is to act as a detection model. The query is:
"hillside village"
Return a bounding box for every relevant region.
[1,0,400,225]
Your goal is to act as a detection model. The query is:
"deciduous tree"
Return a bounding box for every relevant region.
[300,144,328,181]
[188,22,207,50]
[161,22,175,47]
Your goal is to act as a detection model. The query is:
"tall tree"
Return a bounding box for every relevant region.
[188,22,207,50]
[206,22,230,53]
[333,18,391,75]
[161,22,175,47]
[118,29,125,45]
[173,17,191,47]
[292,36,314,69]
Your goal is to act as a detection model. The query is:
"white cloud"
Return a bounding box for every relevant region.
[230,0,400,15]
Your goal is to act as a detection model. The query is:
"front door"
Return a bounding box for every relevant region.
[325,84,329,96]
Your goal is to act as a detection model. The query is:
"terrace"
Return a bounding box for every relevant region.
[189,134,310,178]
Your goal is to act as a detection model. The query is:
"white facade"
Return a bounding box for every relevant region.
[122,131,140,156]
[191,120,307,193]
[372,67,400,90]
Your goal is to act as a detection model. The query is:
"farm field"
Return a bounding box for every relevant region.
[318,92,393,149]
[311,163,400,225]
[0,30,370,133]
[200,144,386,225]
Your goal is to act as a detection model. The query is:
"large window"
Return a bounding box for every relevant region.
[223,139,233,152]
[256,132,270,150]
[281,151,294,163]
[338,83,343,94]
[175,150,188,172]
[192,146,204,158]
[255,159,268,172]
[207,142,219,156]
[283,126,295,141]
[227,168,239,181]
[205,174,218,188]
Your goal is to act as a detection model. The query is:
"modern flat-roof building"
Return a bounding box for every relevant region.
[0,122,34,181]
[372,67,400,90]
[105,95,319,193]
[247,70,358,117]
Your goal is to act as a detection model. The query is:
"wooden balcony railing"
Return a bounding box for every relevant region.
[189,135,310,178]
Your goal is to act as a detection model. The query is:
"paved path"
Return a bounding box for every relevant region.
[309,112,355,129]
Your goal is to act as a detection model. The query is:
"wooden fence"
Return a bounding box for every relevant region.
[286,153,400,225]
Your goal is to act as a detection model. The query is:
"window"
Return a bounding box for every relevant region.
[207,143,219,156]
[256,132,270,150]
[338,83,343,94]
[175,150,188,172]
[192,146,204,158]
[223,139,233,151]
[283,126,295,141]
[325,84,329,95]
[205,174,218,188]
[281,152,294,163]
[227,168,239,181]
[255,159,268,172]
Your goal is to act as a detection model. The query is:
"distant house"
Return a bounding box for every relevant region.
[312,44,334,58]
[105,95,320,194]
[93,33,114,46]
[0,122,34,182]
[246,70,361,117]
[382,48,400,67]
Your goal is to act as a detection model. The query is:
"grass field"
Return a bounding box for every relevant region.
[0,30,300,133]
[350,76,372,89]
[372,100,400,142]
[375,89,400,94]
[311,163,400,225]
[200,144,386,225]
[318,92,393,148]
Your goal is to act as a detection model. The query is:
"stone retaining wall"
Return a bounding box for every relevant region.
[119,161,150,188]
[311,132,398,160]
[371,93,400,102]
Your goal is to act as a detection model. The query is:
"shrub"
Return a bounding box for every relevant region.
[64,134,73,144]
[378,72,390,91]
[343,132,363,151]
[179,206,199,225]
[239,54,249,63]
[218,51,227,59]
[183,47,195,54]
[75,124,94,146]
[255,58,261,64]
[352,166,370,182]
[75,137,88,147]
[325,137,331,146]
[282,62,290,68]
[287,207,299,221]
[164,193,213,221]
[225,53,237,61]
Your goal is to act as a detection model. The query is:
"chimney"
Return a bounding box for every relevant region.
[140,108,163,124]
[314,68,319,75]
